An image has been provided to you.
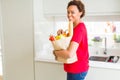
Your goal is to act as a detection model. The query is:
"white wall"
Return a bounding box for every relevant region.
[34,0,120,80]
[1,0,35,80]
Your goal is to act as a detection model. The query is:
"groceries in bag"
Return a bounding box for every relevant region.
[49,21,77,63]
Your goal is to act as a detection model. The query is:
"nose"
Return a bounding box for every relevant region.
[67,13,72,21]
[68,13,71,17]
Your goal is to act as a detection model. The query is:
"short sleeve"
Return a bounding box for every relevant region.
[71,25,84,43]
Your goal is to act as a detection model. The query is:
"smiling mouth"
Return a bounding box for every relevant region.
[68,18,72,21]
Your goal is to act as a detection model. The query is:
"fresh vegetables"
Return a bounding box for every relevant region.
[49,35,55,41]
[49,21,73,41]
[49,32,68,41]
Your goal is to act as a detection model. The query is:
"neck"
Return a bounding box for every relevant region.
[73,20,82,27]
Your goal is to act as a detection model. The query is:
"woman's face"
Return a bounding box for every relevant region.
[67,5,82,23]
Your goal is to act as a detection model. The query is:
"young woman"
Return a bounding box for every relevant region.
[53,0,89,80]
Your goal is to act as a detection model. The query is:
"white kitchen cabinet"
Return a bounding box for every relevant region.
[86,67,120,80]
[43,0,120,16]
[43,0,69,16]
[82,0,120,15]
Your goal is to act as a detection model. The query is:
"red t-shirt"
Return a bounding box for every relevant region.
[64,22,89,73]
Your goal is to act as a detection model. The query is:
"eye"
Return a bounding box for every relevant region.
[67,11,75,15]
[67,11,70,14]
[71,11,75,14]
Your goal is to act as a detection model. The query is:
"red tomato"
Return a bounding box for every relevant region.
[49,35,55,41]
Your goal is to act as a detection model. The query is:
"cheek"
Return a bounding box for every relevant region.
[74,14,80,19]
[67,13,78,21]
[72,14,78,20]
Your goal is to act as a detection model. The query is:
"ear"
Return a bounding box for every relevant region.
[79,12,82,16]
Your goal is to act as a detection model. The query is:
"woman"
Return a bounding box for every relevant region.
[54,0,89,80]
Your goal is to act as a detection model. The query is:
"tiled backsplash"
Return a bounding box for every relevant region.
[34,15,120,61]
[55,21,120,48]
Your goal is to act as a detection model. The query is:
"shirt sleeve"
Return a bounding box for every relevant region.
[71,26,83,44]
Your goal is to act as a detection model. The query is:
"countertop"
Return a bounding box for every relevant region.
[35,57,120,70]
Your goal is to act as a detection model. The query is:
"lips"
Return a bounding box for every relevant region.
[68,18,73,22]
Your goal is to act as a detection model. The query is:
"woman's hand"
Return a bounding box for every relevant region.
[53,50,57,60]
[57,29,64,35]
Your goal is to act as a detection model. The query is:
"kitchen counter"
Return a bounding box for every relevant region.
[89,60,120,70]
[35,45,120,70]
[35,57,120,70]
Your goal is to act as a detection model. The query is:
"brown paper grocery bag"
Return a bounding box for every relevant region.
[51,37,77,63]
[52,37,71,50]
[50,21,77,63]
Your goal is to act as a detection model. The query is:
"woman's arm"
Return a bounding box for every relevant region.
[54,41,79,59]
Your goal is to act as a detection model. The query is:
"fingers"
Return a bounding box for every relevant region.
[53,50,55,55]
[57,29,64,35]
[53,50,57,57]
[53,50,57,60]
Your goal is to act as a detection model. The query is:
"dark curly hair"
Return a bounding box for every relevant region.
[67,0,85,18]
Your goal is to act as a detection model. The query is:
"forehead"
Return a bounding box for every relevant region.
[67,5,79,11]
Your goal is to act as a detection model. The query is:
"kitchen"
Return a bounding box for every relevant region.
[1,0,120,80]
[34,0,120,80]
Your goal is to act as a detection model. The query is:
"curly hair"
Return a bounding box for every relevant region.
[67,0,85,18]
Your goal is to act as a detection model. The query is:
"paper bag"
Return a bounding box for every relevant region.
[51,37,77,63]
[50,21,77,63]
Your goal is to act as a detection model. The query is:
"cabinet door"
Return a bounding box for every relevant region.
[83,0,120,15]
[43,0,120,16]
[43,0,69,16]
